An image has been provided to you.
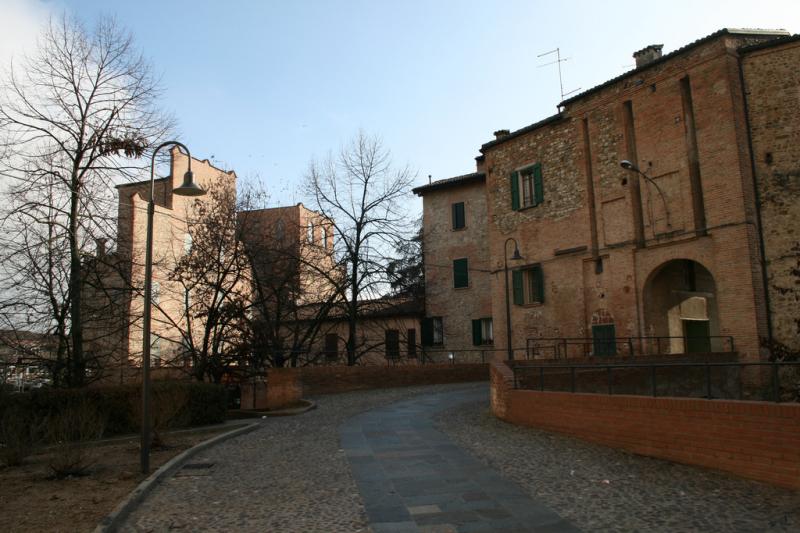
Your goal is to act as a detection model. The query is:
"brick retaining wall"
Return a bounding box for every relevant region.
[491,360,800,489]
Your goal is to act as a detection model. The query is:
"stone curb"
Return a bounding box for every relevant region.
[93,421,262,533]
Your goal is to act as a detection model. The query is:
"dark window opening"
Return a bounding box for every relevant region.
[452,202,466,230]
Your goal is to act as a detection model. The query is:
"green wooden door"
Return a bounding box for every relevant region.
[684,320,711,353]
[592,324,616,357]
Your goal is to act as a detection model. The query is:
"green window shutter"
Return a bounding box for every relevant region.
[472,319,482,346]
[510,171,520,211]
[534,266,545,303]
[533,164,544,205]
[452,202,465,229]
[453,258,469,288]
[512,270,524,305]
[421,318,433,346]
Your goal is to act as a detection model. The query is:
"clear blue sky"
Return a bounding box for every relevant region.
[4,0,800,211]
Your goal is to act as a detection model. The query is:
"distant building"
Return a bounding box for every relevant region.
[416,29,800,361]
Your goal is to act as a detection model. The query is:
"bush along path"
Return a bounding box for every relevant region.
[339,386,578,533]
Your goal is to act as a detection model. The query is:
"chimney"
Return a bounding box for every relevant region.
[633,44,664,68]
[493,129,510,140]
[95,238,107,257]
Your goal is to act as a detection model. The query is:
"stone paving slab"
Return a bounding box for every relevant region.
[340,387,579,533]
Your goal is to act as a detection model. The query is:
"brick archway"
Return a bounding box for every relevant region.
[643,259,721,354]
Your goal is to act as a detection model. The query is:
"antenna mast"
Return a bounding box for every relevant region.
[537,47,580,102]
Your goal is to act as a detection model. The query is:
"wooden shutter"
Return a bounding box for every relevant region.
[407,329,417,358]
[510,171,520,211]
[534,265,545,303]
[385,330,400,359]
[421,318,433,346]
[512,270,524,305]
[452,202,465,229]
[533,164,544,205]
[453,258,469,288]
[472,319,482,346]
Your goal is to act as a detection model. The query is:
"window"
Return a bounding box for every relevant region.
[512,265,545,305]
[275,219,285,241]
[510,163,543,210]
[322,226,329,248]
[150,334,162,368]
[472,317,493,345]
[324,333,338,360]
[453,258,469,288]
[307,222,314,243]
[151,282,160,305]
[407,328,417,358]
[183,233,193,254]
[452,202,465,230]
[421,317,444,346]
[385,329,400,359]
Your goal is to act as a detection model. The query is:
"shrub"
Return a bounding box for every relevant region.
[0,381,227,446]
[45,400,105,478]
[0,407,42,466]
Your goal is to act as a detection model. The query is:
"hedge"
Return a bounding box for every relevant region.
[0,381,227,439]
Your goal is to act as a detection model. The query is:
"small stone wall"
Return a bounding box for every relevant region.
[243,363,489,410]
[491,360,800,490]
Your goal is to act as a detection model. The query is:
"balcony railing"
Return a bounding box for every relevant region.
[525,335,735,359]
[511,360,800,403]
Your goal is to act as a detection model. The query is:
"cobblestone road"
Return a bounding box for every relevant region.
[435,398,800,533]
[122,384,478,533]
[121,383,800,532]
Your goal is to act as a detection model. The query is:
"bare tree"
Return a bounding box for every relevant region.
[305,131,415,365]
[0,15,171,386]
[240,208,341,368]
[164,182,252,383]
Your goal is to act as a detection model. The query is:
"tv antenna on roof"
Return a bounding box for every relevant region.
[538,48,581,102]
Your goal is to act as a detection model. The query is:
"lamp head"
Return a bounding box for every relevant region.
[173,170,206,197]
[620,160,635,171]
[511,247,523,261]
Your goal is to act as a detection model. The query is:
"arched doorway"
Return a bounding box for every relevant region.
[643,259,720,354]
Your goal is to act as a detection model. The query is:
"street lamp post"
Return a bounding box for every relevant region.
[504,238,523,361]
[141,142,206,474]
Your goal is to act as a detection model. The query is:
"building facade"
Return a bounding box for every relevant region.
[418,29,799,362]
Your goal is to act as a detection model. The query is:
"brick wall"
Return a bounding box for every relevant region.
[419,178,493,353]
[246,363,489,409]
[491,360,800,489]
[477,33,776,361]
[742,38,800,351]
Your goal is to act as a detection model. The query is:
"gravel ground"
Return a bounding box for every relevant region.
[434,399,800,533]
[122,383,478,533]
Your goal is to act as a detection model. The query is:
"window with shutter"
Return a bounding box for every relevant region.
[453,258,469,288]
[452,202,465,230]
[421,317,443,346]
[514,163,544,209]
[513,265,545,305]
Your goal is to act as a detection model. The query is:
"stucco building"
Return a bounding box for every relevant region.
[416,29,800,362]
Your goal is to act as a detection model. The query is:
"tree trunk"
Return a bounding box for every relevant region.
[69,178,84,387]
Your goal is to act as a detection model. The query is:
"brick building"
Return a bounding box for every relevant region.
[86,148,423,380]
[416,28,799,362]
